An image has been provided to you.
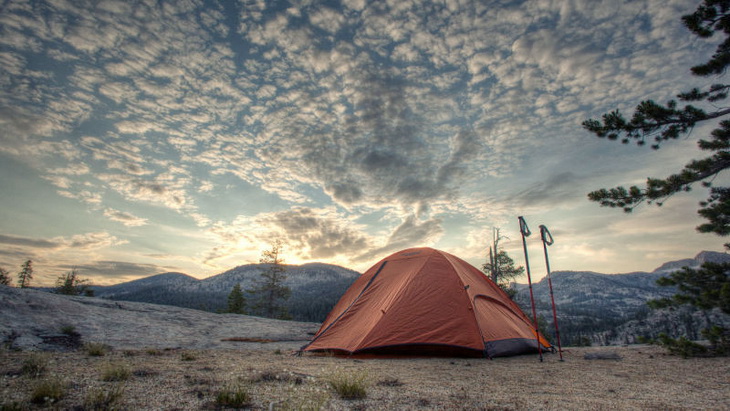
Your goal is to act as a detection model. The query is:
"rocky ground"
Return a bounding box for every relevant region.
[0,287,318,351]
[1,345,729,410]
[1,287,729,410]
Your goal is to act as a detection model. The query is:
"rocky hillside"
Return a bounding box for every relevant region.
[0,286,318,351]
[92,263,360,322]
[515,251,730,346]
[50,250,730,347]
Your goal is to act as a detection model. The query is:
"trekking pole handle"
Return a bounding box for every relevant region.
[539,225,554,246]
[518,216,531,237]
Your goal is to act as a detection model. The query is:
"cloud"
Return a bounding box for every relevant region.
[0,232,125,250]
[264,207,370,259]
[104,208,148,227]
[66,260,169,278]
[0,234,58,249]
[204,207,372,265]
[97,174,191,211]
[0,0,719,277]
[64,232,127,249]
[511,172,585,208]
[354,214,444,262]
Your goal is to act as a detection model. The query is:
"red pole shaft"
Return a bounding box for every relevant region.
[542,238,563,361]
[518,216,542,362]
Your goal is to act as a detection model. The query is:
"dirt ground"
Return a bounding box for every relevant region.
[1,344,728,410]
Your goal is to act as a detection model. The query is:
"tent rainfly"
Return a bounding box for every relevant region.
[302,247,551,358]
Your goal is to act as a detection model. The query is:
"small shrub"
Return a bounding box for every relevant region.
[274,349,282,355]
[29,378,65,405]
[132,368,159,378]
[59,325,78,336]
[327,369,368,400]
[145,348,163,356]
[0,402,26,411]
[377,377,404,387]
[181,351,197,361]
[655,333,708,358]
[703,326,730,356]
[84,384,124,410]
[283,385,330,411]
[21,352,49,378]
[645,327,729,358]
[101,362,131,382]
[216,382,252,409]
[250,369,303,385]
[84,342,108,357]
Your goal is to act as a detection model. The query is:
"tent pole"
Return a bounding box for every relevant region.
[539,225,564,361]
[518,216,542,362]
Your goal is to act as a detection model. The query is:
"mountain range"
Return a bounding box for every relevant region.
[91,262,360,322]
[515,251,730,346]
[89,251,730,346]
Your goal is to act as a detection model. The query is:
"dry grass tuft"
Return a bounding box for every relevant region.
[215,381,252,409]
[21,352,49,378]
[84,342,108,357]
[29,377,65,405]
[83,383,125,410]
[180,351,198,361]
[327,368,369,400]
[100,362,131,382]
[377,377,404,387]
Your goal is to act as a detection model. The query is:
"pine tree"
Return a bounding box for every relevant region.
[0,268,11,286]
[247,241,291,319]
[226,283,247,314]
[649,262,730,314]
[583,0,730,246]
[482,228,524,298]
[17,260,33,288]
[55,269,91,296]
[583,0,730,356]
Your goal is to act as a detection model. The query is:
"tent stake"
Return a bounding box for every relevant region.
[518,216,542,362]
[539,225,564,361]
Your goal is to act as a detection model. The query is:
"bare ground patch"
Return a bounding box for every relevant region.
[1,345,728,410]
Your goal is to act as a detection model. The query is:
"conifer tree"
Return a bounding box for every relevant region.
[226,283,247,314]
[583,0,730,355]
[0,268,10,286]
[17,260,33,288]
[482,228,524,298]
[247,241,291,319]
[55,269,91,296]
[583,0,730,246]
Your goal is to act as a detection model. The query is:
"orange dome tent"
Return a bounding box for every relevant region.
[302,247,551,358]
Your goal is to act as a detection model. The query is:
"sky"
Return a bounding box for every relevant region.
[1,0,728,286]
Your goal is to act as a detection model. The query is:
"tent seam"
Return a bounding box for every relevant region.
[300,260,388,352]
[352,255,431,349]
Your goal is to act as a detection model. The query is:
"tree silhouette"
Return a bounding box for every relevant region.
[584,0,730,355]
[55,269,92,296]
[17,260,33,288]
[247,241,291,319]
[583,0,730,247]
[0,268,10,286]
[482,228,524,298]
[225,283,247,314]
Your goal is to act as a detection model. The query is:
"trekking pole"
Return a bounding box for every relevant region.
[539,225,563,361]
[518,216,543,362]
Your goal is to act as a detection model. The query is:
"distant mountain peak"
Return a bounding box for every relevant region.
[694,250,730,264]
[91,262,361,322]
[652,250,730,274]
